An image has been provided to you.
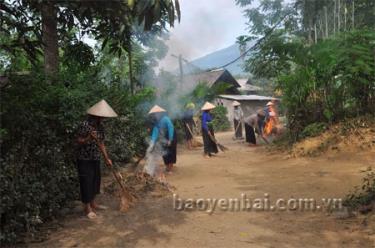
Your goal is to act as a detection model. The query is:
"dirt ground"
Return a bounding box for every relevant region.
[30,132,375,248]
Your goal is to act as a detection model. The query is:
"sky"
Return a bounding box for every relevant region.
[158,0,249,71]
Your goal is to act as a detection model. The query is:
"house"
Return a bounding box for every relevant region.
[236,78,262,95]
[181,68,241,94]
[217,94,280,124]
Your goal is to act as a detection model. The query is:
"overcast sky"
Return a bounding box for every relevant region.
[158,0,250,71]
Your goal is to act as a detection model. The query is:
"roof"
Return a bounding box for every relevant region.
[182,68,241,90]
[236,78,262,92]
[218,94,280,101]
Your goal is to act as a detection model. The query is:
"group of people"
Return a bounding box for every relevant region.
[75,99,277,218]
[232,100,278,146]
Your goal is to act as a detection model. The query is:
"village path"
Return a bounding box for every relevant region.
[31,132,375,248]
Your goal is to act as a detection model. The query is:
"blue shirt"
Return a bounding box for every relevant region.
[151,115,174,143]
[201,111,212,131]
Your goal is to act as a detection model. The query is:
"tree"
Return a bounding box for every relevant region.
[0,0,181,78]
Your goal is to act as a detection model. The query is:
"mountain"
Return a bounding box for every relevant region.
[183,43,253,76]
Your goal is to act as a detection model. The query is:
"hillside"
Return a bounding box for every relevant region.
[182,43,254,76]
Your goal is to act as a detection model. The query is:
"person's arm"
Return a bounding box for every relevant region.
[202,113,208,131]
[150,126,159,144]
[165,118,174,144]
[76,122,91,144]
[90,131,113,167]
[77,135,91,144]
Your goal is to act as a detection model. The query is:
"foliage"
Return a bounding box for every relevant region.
[300,122,327,138]
[237,1,375,141]
[0,70,152,243]
[344,167,375,209]
[0,0,180,62]
[211,106,231,132]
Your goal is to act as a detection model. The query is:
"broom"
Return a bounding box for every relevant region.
[207,131,228,152]
[90,131,135,212]
[185,123,203,147]
[232,120,242,140]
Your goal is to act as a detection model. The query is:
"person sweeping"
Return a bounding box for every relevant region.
[201,102,219,158]
[76,99,117,219]
[182,102,196,150]
[244,111,269,146]
[148,105,177,175]
[232,101,244,140]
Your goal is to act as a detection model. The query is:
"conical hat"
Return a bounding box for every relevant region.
[148,105,166,114]
[86,99,118,118]
[266,101,274,106]
[232,100,241,106]
[201,101,216,111]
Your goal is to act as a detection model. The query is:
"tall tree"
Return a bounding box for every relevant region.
[0,0,181,79]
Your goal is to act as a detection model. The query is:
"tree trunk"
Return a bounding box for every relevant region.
[338,0,341,32]
[334,0,336,35]
[42,1,58,78]
[352,0,355,29]
[324,6,328,38]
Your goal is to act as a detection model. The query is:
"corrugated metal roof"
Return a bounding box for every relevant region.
[219,94,280,101]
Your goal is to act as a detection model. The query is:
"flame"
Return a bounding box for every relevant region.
[264,106,278,136]
[264,118,276,136]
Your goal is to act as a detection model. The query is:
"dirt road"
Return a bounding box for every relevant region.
[32,132,375,247]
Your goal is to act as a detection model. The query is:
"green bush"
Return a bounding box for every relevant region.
[300,122,327,138]
[0,72,151,243]
[211,106,231,132]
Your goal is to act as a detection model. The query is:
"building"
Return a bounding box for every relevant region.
[217,94,280,125]
[181,68,241,94]
[236,78,263,95]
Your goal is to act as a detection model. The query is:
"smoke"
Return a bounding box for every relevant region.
[158,0,248,71]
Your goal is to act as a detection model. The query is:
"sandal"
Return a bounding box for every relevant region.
[87,211,97,219]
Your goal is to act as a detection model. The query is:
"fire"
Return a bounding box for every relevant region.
[264,106,278,136]
[264,117,276,136]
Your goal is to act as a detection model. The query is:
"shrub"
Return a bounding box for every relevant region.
[0,72,150,243]
[211,106,231,132]
[300,122,327,138]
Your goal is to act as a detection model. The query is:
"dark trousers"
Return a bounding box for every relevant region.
[77,160,101,204]
[202,127,218,155]
[245,123,256,144]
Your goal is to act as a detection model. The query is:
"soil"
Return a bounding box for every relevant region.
[30,132,375,248]
[291,118,375,157]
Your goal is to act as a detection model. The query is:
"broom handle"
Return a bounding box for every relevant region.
[185,123,195,137]
[89,128,127,192]
[234,119,241,134]
[207,131,218,145]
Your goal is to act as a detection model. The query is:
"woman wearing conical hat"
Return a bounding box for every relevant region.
[232,101,244,140]
[147,105,177,176]
[201,102,218,158]
[76,99,117,219]
[182,102,196,150]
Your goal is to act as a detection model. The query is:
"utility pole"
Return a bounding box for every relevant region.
[178,54,183,83]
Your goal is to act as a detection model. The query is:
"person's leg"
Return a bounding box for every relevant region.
[89,160,102,211]
[77,160,97,216]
